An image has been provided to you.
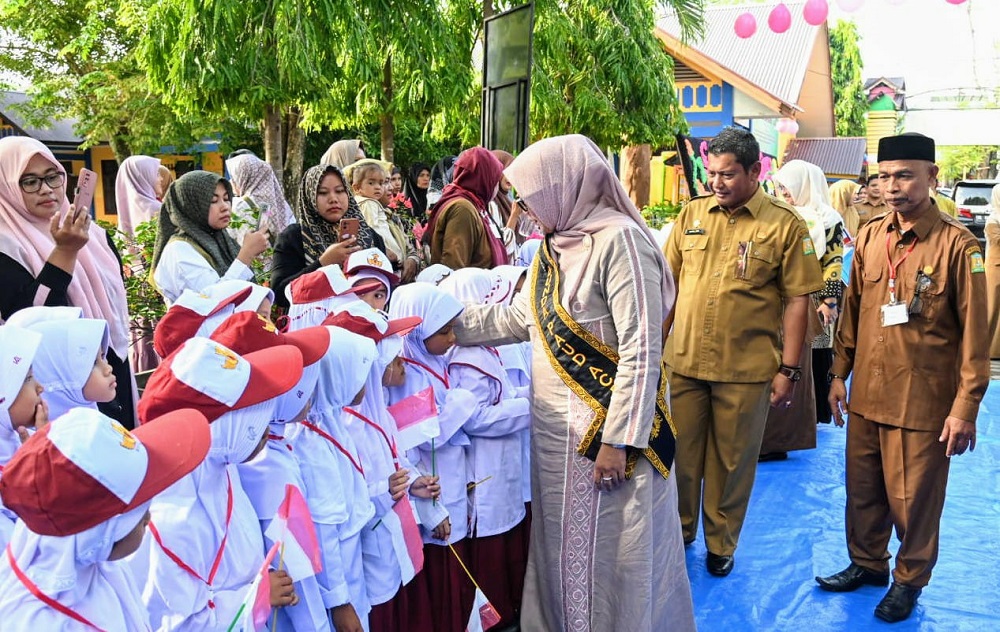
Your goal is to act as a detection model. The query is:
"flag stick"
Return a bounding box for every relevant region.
[431,438,438,505]
[226,603,246,632]
[271,542,286,631]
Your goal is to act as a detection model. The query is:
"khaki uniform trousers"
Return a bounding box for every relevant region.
[670,374,771,555]
[846,412,951,588]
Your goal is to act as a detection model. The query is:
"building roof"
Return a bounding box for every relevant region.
[657,3,819,111]
[783,137,867,178]
[863,77,906,91]
[0,91,83,144]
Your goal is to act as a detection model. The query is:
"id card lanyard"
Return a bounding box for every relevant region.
[886,232,918,304]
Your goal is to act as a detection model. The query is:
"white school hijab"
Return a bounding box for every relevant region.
[141,401,273,631]
[27,318,110,420]
[0,504,151,631]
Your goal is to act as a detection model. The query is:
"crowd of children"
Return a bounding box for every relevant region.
[0,250,536,631]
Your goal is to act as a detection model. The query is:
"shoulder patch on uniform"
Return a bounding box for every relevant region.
[802,236,816,257]
[968,247,985,274]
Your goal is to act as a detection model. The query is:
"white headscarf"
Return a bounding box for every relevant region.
[439,268,507,387]
[0,325,43,538]
[142,401,272,628]
[225,154,296,236]
[115,155,162,237]
[205,279,274,314]
[4,306,83,329]
[504,134,674,314]
[415,263,452,286]
[772,160,844,260]
[348,270,392,300]
[0,504,151,631]
[320,140,363,169]
[28,319,110,420]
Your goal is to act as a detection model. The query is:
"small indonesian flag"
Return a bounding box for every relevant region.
[235,542,280,632]
[380,496,424,583]
[466,587,502,632]
[388,386,440,451]
[264,484,323,580]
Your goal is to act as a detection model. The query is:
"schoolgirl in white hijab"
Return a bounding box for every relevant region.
[0,407,211,632]
[290,323,377,630]
[284,265,382,331]
[135,337,303,631]
[385,283,479,632]
[28,317,113,420]
[210,311,332,632]
[0,324,44,547]
[439,268,532,625]
[772,160,844,262]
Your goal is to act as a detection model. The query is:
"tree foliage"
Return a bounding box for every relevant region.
[520,0,703,147]
[828,20,867,138]
[0,0,210,159]
[938,145,999,183]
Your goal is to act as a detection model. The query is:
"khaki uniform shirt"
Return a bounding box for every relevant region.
[832,207,989,430]
[665,186,824,383]
[855,199,887,226]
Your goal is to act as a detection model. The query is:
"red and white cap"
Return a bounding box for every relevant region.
[0,407,211,536]
[153,285,255,358]
[321,301,421,343]
[208,279,275,313]
[286,264,384,305]
[139,336,304,424]
[344,248,400,287]
[210,311,330,367]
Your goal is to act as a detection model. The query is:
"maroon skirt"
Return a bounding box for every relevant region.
[468,511,532,625]
[368,569,435,632]
[423,540,476,632]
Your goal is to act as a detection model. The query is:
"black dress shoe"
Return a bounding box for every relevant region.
[815,563,890,592]
[758,451,788,462]
[875,582,921,622]
[706,552,734,576]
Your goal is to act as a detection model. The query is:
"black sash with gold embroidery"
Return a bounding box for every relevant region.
[530,238,675,479]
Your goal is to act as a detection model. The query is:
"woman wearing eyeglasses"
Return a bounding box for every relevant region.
[0,136,136,428]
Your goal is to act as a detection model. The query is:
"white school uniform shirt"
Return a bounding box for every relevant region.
[237,363,332,632]
[153,240,253,305]
[27,318,110,420]
[448,346,530,537]
[386,284,477,546]
[0,505,152,631]
[137,402,271,631]
[499,342,533,504]
[287,327,375,613]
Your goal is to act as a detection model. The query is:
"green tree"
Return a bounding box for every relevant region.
[938,145,999,183]
[0,0,210,160]
[306,0,479,165]
[828,20,867,137]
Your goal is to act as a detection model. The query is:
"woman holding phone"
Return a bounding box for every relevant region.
[271,163,385,307]
[149,170,270,305]
[0,136,138,428]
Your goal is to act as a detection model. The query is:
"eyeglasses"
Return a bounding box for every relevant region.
[18,172,66,194]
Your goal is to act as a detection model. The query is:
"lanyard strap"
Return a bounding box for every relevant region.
[301,421,365,475]
[343,407,399,465]
[885,232,918,303]
[6,545,106,631]
[400,357,449,388]
[148,470,233,607]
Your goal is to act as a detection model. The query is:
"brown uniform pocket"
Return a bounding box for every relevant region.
[738,244,775,288]
[681,235,709,275]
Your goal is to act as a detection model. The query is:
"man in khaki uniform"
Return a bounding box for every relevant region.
[664,127,823,576]
[855,173,887,226]
[818,133,988,623]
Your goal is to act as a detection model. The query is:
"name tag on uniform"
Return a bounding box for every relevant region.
[684,228,705,235]
[881,302,909,327]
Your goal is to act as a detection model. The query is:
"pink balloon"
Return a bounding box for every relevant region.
[803,0,829,26]
[734,12,757,39]
[836,0,864,11]
[768,3,793,34]
[945,0,968,4]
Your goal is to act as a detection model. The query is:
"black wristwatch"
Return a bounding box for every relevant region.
[777,364,802,382]
[827,372,847,384]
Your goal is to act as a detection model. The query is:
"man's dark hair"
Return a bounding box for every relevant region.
[867,173,879,184]
[227,148,256,160]
[707,126,760,172]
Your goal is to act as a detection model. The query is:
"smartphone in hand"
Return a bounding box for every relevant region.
[72,168,98,219]
[339,218,361,239]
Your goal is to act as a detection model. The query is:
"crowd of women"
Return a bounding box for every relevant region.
[0,133,695,632]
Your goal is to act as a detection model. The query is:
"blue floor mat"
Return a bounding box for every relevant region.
[687,382,1000,631]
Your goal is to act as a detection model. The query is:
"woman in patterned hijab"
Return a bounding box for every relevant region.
[271,164,384,307]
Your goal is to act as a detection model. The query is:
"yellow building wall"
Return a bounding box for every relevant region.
[88,145,117,224]
[866,111,898,172]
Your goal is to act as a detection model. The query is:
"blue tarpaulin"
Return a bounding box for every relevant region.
[686,381,1000,631]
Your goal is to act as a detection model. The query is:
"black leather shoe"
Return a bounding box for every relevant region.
[758,451,788,462]
[815,563,890,592]
[874,582,921,622]
[707,552,734,576]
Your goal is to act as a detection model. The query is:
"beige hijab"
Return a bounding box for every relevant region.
[828,179,861,238]
[321,140,363,169]
[503,134,674,314]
